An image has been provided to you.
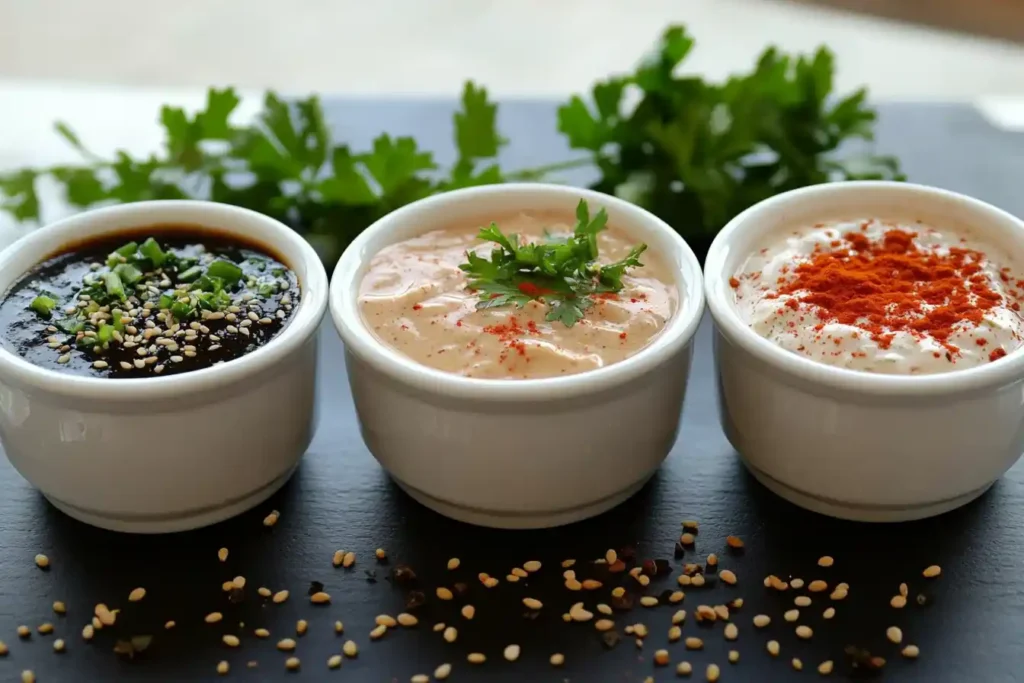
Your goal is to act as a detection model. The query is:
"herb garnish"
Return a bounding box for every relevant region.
[0,25,901,269]
[459,200,647,327]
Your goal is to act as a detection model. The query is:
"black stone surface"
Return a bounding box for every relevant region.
[0,101,1022,683]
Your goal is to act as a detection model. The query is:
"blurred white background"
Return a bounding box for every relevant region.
[1,0,1023,98]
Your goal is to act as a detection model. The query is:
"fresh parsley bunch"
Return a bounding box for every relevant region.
[0,25,902,268]
[460,200,646,326]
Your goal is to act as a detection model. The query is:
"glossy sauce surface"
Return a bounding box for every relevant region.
[0,230,300,378]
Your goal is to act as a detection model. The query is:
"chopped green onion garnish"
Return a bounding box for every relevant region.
[102,271,125,300]
[170,301,193,319]
[111,308,125,332]
[112,262,143,286]
[206,260,243,286]
[140,237,166,267]
[179,266,202,282]
[56,317,84,334]
[97,323,114,344]
[115,242,138,257]
[29,295,56,318]
[258,283,277,297]
[157,294,174,310]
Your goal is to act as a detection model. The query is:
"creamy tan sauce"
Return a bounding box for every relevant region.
[358,210,677,379]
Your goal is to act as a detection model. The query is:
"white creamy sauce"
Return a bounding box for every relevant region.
[731,219,1024,375]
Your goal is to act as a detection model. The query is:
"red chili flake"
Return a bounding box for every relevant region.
[619,332,627,340]
[456,320,462,327]
[728,277,740,288]
[594,292,619,301]
[976,338,988,346]
[400,324,409,330]
[990,348,1008,362]
[517,282,553,297]
[933,352,941,358]
[412,304,423,311]
[630,298,638,303]
[526,321,540,334]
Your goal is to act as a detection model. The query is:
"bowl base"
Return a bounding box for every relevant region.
[43,467,297,534]
[393,476,652,529]
[744,462,993,522]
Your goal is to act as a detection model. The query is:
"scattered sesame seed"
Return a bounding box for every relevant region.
[206,612,224,624]
[794,596,811,607]
[34,554,49,569]
[796,625,813,639]
[726,535,744,548]
[672,610,687,625]
[411,675,429,683]
[808,580,828,592]
[447,557,460,570]
[887,626,903,644]
[467,652,486,664]
[677,661,692,676]
[434,663,452,679]
[569,603,594,622]
[296,620,308,636]
[830,588,848,601]
[53,601,66,614]
[724,623,738,641]
[460,605,475,620]
[719,569,737,585]
[597,603,613,615]
[790,578,805,589]
[272,590,289,604]
[327,655,342,670]
[923,565,942,578]
[668,625,682,642]
[285,656,300,671]
[522,597,542,610]
[223,634,241,647]
[890,595,907,609]
[511,567,529,578]
[784,609,799,622]
[640,596,659,608]
[277,638,297,651]
[17,626,29,639]
[823,607,836,620]
[633,623,649,638]
[437,587,454,601]
[263,510,280,527]
[128,587,146,602]
[53,638,65,653]
[343,640,358,657]
[605,549,618,564]
[504,644,521,662]
[818,660,834,675]
[342,552,356,568]
[22,670,35,683]
[37,623,54,634]
[707,663,721,681]
[82,625,94,640]
[595,619,615,632]
[654,649,670,666]
[550,653,565,667]
[767,640,780,656]
[681,533,696,545]
[565,579,582,591]
[728,650,739,664]
[523,560,542,572]
[753,614,771,628]
[254,628,270,638]
[443,627,457,643]
[257,587,271,598]
[217,547,228,562]
[685,637,703,650]
[310,591,331,604]
[818,556,834,567]
[677,575,691,587]
[375,615,397,628]
[902,644,920,659]
[370,624,388,640]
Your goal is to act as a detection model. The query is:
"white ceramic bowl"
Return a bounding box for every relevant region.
[331,184,705,528]
[705,181,1024,522]
[0,201,328,533]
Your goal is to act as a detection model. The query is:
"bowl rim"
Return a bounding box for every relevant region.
[330,183,706,402]
[704,180,1024,397]
[0,200,329,401]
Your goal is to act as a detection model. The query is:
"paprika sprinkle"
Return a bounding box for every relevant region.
[732,219,1024,374]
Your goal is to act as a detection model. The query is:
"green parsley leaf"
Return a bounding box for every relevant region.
[459,199,645,327]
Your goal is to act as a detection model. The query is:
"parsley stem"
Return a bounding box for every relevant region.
[505,157,592,181]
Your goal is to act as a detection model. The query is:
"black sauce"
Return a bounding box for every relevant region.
[0,230,300,378]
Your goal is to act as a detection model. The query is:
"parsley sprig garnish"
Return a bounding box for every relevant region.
[459,200,647,327]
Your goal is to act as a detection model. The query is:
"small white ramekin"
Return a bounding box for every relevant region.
[705,181,1024,522]
[0,201,328,532]
[331,184,705,528]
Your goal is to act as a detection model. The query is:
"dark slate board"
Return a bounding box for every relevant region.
[0,102,1022,683]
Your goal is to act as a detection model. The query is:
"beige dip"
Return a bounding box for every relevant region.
[358,210,677,379]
